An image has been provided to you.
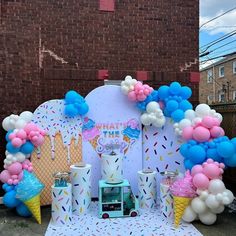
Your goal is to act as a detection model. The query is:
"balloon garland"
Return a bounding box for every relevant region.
[121,75,235,225]
[0,112,46,218]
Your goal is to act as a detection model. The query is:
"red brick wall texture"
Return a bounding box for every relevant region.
[0,1,199,175]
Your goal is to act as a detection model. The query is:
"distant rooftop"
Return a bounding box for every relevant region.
[200,52,236,72]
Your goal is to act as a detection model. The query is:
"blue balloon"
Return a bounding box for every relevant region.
[231,137,236,151]
[184,159,195,170]
[150,90,159,101]
[169,82,181,95]
[188,140,197,146]
[78,102,89,115]
[2,183,15,192]
[180,86,192,99]
[179,100,193,111]
[208,141,216,148]
[65,90,83,104]
[206,148,222,162]
[217,141,234,158]
[158,86,169,100]
[166,100,179,112]
[180,143,190,158]
[16,203,32,217]
[188,145,206,164]
[5,130,13,142]
[6,142,20,153]
[65,104,78,117]
[20,141,34,154]
[163,108,171,117]
[224,154,236,167]
[3,190,20,208]
[171,109,184,122]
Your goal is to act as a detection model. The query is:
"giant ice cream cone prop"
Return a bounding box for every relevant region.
[82,117,100,153]
[170,171,196,227]
[16,170,44,224]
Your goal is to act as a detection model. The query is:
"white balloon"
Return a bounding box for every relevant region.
[191,197,207,214]
[205,194,220,210]
[20,111,33,123]
[15,119,27,129]
[224,190,234,203]
[178,119,192,130]
[2,117,14,131]
[185,110,196,120]
[211,205,225,214]
[214,113,223,123]
[182,206,197,222]
[192,117,202,125]
[199,190,209,200]
[195,104,211,118]
[146,102,160,113]
[208,179,226,195]
[199,211,217,225]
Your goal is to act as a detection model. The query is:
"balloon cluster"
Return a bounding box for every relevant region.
[64,90,89,117]
[182,160,234,225]
[121,76,165,127]
[157,82,193,122]
[180,136,236,170]
[174,104,223,141]
[0,111,46,217]
[2,183,32,217]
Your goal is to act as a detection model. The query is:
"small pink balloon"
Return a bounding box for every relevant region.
[191,165,203,176]
[212,117,220,126]
[18,171,23,180]
[9,133,16,140]
[11,175,18,180]
[144,89,150,95]
[210,126,225,138]
[203,163,221,179]
[182,126,194,140]
[28,166,33,172]
[12,137,23,147]
[16,129,27,139]
[202,116,214,129]
[13,179,19,185]
[193,173,210,189]
[128,91,137,101]
[24,122,37,134]
[0,170,11,183]
[7,179,13,185]
[137,94,146,101]
[192,126,210,142]
[7,162,22,175]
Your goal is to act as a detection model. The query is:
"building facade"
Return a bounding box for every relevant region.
[200,53,236,104]
[0,1,199,181]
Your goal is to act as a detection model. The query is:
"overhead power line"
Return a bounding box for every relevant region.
[200,51,236,63]
[200,6,236,29]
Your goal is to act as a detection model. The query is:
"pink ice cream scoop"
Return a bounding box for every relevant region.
[170,170,197,198]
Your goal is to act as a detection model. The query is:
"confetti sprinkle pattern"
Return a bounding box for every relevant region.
[142,118,186,196]
[160,183,174,219]
[138,171,157,209]
[32,99,83,162]
[51,184,72,227]
[101,154,123,183]
[70,164,92,215]
[46,202,202,236]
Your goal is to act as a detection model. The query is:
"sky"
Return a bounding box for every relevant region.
[199,0,236,69]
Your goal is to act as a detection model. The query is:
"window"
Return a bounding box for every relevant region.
[233,91,236,101]
[233,61,236,74]
[219,66,224,77]
[207,94,213,102]
[219,92,225,102]
[207,69,213,83]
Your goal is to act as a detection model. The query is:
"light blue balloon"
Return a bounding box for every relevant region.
[169,82,181,95]
[184,159,195,170]
[65,104,78,117]
[65,90,83,104]
[171,109,184,122]
[6,142,20,154]
[3,190,20,208]
[78,102,89,115]
[16,203,32,217]
[180,143,189,158]
[217,141,234,158]
[158,86,169,100]
[180,86,192,99]
[188,145,206,164]
[166,100,179,112]
[179,100,193,111]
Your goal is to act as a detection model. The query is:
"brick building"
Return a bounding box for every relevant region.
[0,1,199,182]
[200,53,236,104]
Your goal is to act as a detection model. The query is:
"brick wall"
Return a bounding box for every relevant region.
[0,0,199,186]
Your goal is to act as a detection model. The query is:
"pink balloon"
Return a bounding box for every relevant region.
[134,82,143,90]
[7,162,22,175]
[203,163,221,179]
[18,171,23,180]
[9,133,16,140]
[24,122,38,134]
[212,118,220,126]
[7,179,13,185]
[192,126,210,142]
[0,170,11,183]
[13,179,19,185]
[191,165,203,176]
[128,91,137,101]
[11,137,23,147]
[202,116,214,129]
[193,173,210,189]
[16,129,27,139]
[210,126,225,138]
[182,126,194,140]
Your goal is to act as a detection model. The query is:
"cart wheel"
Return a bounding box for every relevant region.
[130,211,137,217]
[102,213,109,219]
